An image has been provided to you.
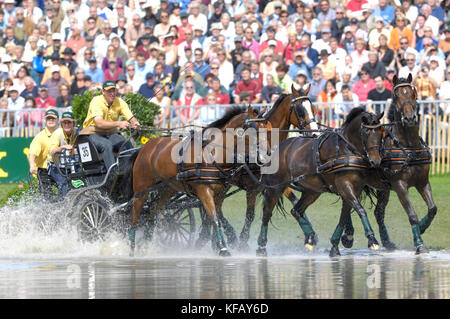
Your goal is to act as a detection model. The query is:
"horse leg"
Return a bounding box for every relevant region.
[195,205,212,248]
[238,190,258,251]
[416,182,437,234]
[256,189,283,257]
[371,190,397,250]
[329,201,352,257]
[195,185,231,256]
[129,195,147,256]
[290,190,320,252]
[338,183,380,250]
[216,196,238,249]
[284,187,319,251]
[393,181,429,254]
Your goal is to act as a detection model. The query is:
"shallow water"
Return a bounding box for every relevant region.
[0,197,449,299]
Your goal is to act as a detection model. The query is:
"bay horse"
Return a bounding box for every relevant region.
[195,85,321,251]
[123,106,270,256]
[255,108,386,257]
[340,74,436,255]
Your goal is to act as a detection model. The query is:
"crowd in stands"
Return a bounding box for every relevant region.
[0,0,449,131]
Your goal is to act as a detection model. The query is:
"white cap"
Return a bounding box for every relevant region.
[2,55,12,63]
[22,52,34,63]
[268,40,277,46]
[9,85,20,92]
[51,65,61,73]
[4,0,15,4]
[52,33,62,41]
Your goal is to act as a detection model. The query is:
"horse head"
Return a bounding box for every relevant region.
[360,112,385,168]
[289,83,317,130]
[391,73,419,127]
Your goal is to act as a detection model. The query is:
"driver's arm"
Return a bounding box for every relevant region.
[94,116,130,130]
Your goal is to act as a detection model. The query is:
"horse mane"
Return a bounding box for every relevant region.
[262,93,289,119]
[388,77,412,123]
[343,107,366,127]
[207,105,248,128]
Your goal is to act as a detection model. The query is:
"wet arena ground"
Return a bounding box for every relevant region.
[0,198,449,300]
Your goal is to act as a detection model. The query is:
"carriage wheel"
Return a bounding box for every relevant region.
[155,206,196,249]
[76,197,112,242]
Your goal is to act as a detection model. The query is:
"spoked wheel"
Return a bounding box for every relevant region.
[76,196,113,242]
[155,206,196,249]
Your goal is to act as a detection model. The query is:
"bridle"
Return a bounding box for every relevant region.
[360,122,386,158]
[392,82,419,125]
[289,95,316,130]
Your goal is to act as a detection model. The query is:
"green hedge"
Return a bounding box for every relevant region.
[71,90,161,145]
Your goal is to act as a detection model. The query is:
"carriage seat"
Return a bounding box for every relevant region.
[74,135,110,174]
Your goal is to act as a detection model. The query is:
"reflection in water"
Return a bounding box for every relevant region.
[0,252,449,299]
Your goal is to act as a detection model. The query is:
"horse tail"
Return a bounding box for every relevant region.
[259,187,289,218]
[359,185,378,208]
[119,148,141,201]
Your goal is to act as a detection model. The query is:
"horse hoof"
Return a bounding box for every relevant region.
[329,246,341,258]
[341,235,354,249]
[368,235,380,250]
[256,246,267,257]
[415,244,429,255]
[238,242,250,252]
[383,241,397,251]
[304,233,318,252]
[219,248,231,257]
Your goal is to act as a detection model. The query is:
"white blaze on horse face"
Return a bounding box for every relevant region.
[302,100,318,131]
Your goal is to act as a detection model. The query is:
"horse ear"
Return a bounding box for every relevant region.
[259,105,268,117]
[361,115,369,125]
[291,83,298,95]
[247,106,254,116]
[377,111,384,122]
[304,83,311,95]
[393,75,398,86]
[407,73,413,83]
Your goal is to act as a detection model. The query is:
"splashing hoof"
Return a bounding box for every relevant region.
[304,233,318,252]
[256,246,267,257]
[368,235,380,250]
[415,244,429,255]
[238,242,250,252]
[383,241,397,251]
[329,246,341,258]
[341,234,354,248]
[305,243,314,252]
[219,248,231,257]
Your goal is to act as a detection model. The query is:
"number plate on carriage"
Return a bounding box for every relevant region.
[79,142,92,163]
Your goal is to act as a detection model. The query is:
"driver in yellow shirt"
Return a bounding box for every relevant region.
[81,80,140,171]
[28,109,60,198]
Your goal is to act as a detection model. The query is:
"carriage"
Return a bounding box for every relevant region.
[38,133,211,248]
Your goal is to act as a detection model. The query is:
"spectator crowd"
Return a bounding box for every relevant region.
[0,0,449,130]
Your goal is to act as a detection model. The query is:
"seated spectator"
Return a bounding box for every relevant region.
[368,17,391,51]
[8,86,25,125]
[352,67,376,102]
[302,7,320,39]
[438,27,450,57]
[242,27,260,60]
[334,84,360,118]
[341,26,356,55]
[43,65,69,100]
[345,0,368,20]
[294,70,309,89]
[35,85,55,108]
[61,47,78,79]
[372,0,395,25]
[350,38,369,73]
[428,56,445,88]
[317,79,338,122]
[216,48,234,91]
[300,33,319,66]
[138,72,159,99]
[104,59,124,83]
[336,68,356,92]
[284,31,302,66]
[259,26,284,56]
[208,76,230,105]
[70,68,87,96]
[389,14,413,52]
[150,84,172,127]
[316,49,336,81]
[367,75,392,115]
[414,64,438,102]
[234,67,261,104]
[193,48,210,80]
[250,60,264,89]
[55,83,73,108]
[200,93,224,125]
[261,74,283,104]
[378,34,395,68]
[259,49,278,87]
[20,76,38,99]
[273,64,293,94]
[41,52,71,85]
[173,77,203,125]
[384,67,396,91]
[289,50,312,82]
[235,50,253,83]
[399,53,420,78]
[309,67,327,102]
[85,57,105,84]
[312,27,332,54]
[362,51,386,79]
[134,52,153,83]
